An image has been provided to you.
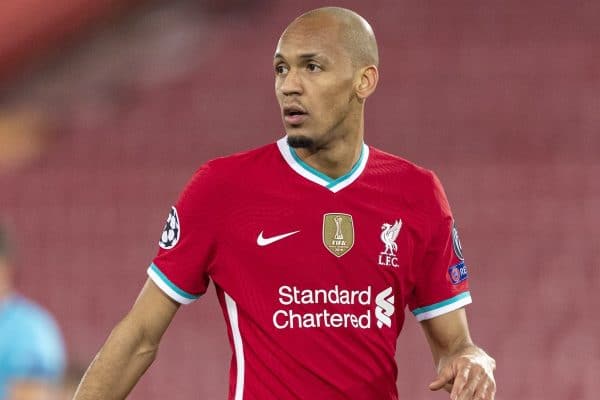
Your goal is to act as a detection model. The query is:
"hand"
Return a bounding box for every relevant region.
[428,346,496,400]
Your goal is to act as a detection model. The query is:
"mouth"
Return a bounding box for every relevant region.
[283,105,308,125]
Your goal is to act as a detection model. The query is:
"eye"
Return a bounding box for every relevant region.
[307,63,322,72]
[275,64,289,75]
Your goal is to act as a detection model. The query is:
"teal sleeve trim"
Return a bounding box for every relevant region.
[149,263,199,300]
[412,291,471,316]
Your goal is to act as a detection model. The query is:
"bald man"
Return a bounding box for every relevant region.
[74,7,495,400]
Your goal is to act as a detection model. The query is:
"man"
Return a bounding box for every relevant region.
[74,7,496,400]
[0,225,66,399]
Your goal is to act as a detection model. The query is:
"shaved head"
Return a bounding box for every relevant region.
[282,7,379,69]
[275,7,380,152]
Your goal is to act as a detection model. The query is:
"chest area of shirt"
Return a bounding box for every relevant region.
[210,189,428,335]
[213,190,429,290]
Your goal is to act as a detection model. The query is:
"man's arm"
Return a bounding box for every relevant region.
[73,278,179,400]
[421,308,496,400]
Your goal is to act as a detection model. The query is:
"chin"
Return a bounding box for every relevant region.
[286,133,315,149]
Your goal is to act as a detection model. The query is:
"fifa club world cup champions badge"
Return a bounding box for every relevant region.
[322,213,354,257]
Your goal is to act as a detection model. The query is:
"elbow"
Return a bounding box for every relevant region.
[110,315,160,364]
[132,325,161,365]
[135,338,159,363]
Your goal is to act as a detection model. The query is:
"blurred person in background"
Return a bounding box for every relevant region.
[0,225,66,400]
[53,365,85,400]
[75,7,495,400]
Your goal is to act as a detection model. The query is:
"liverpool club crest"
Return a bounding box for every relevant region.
[378,219,402,267]
[323,213,354,257]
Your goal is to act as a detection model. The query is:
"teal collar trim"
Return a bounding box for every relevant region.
[277,136,370,193]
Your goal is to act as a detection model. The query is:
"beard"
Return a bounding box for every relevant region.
[287,135,315,149]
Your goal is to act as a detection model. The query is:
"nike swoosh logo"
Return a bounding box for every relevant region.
[257,230,300,246]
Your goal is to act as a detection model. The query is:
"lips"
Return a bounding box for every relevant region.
[283,104,308,125]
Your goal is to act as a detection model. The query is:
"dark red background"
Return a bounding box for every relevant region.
[1,1,598,399]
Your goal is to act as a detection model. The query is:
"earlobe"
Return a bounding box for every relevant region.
[356,66,378,100]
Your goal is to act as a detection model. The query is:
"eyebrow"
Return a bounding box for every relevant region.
[274,52,330,62]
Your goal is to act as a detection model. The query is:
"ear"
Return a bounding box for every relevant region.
[355,65,379,100]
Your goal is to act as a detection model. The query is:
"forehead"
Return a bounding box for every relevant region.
[275,17,347,60]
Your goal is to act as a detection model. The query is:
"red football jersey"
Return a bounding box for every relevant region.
[149,137,471,400]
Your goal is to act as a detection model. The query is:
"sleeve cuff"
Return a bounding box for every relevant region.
[147,263,200,305]
[412,291,472,322]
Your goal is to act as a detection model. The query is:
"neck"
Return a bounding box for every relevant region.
[294,120,364,180]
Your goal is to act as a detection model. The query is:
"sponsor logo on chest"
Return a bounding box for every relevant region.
[272,285,396,330]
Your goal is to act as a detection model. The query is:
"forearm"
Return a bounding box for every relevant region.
[423,309,496,398]
[420,308,473,367]
[435,342,486,372]
[74,315,158,400]
[426,322,495,376]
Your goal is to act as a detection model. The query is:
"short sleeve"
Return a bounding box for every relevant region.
[148,163,219,304]
[408,172,472,321]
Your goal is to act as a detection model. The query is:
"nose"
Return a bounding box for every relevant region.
[278,69,303,96]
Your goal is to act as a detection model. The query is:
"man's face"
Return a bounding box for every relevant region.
[274,19,359,147]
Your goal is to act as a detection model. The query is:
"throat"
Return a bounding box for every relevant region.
[293,144,363,180]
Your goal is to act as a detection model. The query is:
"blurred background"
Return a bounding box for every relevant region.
[0,0,598,399]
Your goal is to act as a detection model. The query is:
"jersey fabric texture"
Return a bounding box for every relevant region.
[149,137,471,400]
[0,294,66,399]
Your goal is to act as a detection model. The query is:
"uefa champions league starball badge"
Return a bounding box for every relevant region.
[451,222,464,261]
[159,206,180,250]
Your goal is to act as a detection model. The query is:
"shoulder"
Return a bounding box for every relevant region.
[367,146,452,231]
[205,142,277,171]
[367,146,442,194]
[174,142,279,212]
[187,142,278,186]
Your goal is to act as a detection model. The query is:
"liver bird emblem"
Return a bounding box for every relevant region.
[380,220,402,256]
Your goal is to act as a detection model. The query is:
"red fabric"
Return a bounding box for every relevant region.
[151,141,469,399]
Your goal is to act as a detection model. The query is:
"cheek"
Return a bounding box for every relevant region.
[274,88,283,105]
[305,77,355,125]
[321,85,354,117]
